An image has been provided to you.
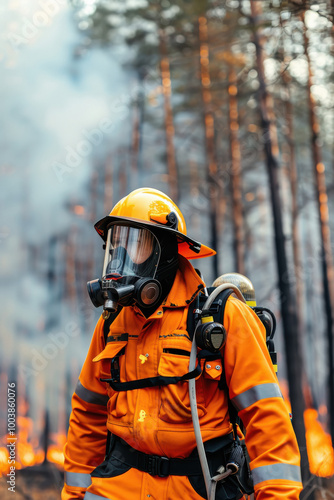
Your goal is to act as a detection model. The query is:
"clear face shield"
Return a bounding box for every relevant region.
[87,224,162,313]
[102,225,161,283]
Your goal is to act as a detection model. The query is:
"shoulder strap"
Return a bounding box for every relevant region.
[186,287,234,340]
[103,307,123,345]
[187,286,243,435]
[186,291,201,340]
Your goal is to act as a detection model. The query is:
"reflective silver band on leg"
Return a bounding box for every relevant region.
[65,471,92,488]
[231,383,282,412]
[84,492,112,500]
[75,380,109,406]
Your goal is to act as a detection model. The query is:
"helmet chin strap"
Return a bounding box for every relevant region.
[154,231,179,303]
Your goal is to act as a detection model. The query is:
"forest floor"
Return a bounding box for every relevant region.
[0,463,63,499]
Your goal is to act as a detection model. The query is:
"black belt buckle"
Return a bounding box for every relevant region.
[147,455,169,477]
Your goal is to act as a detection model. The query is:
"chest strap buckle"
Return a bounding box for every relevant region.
[146,455,169,477]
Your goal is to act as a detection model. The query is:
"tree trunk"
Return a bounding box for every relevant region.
[118,147,128,198]
[228,66,245,275]
[130,100,140,191]
[87,168,98,278]
[250,0,310,482]
[104,155,113,215]
[45,236,59,331]
[281,66,311,401]
[282,67,317,416]
[198,15,219,278]
[289,120,304,338]
[159,29,178,202]
[65,228,78,313]
[303,11,334,444]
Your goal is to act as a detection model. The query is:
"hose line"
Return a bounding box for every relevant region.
[188,283,246,500]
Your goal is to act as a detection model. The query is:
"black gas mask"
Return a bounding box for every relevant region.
[87,224,162,313]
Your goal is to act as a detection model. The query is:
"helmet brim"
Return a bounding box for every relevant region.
[94,215,216,260]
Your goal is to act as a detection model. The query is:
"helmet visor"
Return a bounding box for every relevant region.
[102,224,161,283]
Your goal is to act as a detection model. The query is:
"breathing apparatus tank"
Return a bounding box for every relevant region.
[212,272,256,306]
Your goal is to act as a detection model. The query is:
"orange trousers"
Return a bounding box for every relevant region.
[80,467,252,500]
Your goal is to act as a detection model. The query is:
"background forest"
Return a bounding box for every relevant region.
[0,0,334,498]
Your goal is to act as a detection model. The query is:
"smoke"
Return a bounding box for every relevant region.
[0,0,136,429]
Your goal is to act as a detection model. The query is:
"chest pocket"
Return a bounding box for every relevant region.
[93,337,128,419]
[93,338,128,380]
[158,332,207,424]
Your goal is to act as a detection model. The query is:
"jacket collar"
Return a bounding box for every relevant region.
[160,255,205,309]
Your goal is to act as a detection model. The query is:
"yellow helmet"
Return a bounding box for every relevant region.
[94,187,216,260]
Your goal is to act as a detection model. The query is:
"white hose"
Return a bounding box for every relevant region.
[188,283,246,500]
[202,283,246,311]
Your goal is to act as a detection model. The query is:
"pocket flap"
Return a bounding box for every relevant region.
[93,341,127,362]
[158,334,192,377]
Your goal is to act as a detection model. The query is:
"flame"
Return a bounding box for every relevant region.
[0,415,66,476]
[304,408,334,477]
[0,416,45,476]
[279,380,334,477]
[0,447,10,475]
[47,432,66,468]
[16,416,44,468]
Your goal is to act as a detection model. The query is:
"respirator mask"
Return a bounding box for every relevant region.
[87,224,162,314]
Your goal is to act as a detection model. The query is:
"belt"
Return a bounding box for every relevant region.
[108,435,233,478]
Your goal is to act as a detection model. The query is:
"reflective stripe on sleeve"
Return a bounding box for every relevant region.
[75,380,109,406]
[252,463,302,485]
[231,383,282,412]
[65,471,92,488]
[84,492,111,500]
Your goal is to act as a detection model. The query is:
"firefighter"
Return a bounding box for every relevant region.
[62,187,303,500]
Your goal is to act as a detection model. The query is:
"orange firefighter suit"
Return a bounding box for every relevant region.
[62,256,303,500]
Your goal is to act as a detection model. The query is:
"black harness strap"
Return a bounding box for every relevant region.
[100,363,202,392]
[102,307,123,459]
[99,435,234,479]
[103,306,123,345]
[186,291,201,341]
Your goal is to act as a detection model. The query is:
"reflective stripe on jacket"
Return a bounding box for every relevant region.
[62,256,303,500]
